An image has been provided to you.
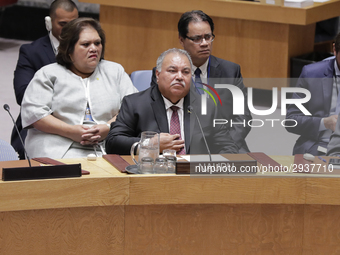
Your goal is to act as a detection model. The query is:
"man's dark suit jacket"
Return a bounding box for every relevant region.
[105,85,239,155]
[12,35,56,159]
[151,55,252,153]
[286,59,335,155]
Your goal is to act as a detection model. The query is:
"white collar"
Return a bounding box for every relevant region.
[49,32,59,55]
[334,58,340,76]
[162,95,184,111]
[192,57,209,76]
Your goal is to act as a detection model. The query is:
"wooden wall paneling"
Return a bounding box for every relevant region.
[101,6,181,74]
[124,204,304,254]
[213,17,290,78]
[83,0,340,25]
[0,205,125,255]
[303,205,340,254]
[305,0,340,24]
[0,177,129,212]
[287,23,316,79]
[128,176,306,205]
[306,178,340,205]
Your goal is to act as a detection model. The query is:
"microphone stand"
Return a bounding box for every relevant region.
[187,105,212,162]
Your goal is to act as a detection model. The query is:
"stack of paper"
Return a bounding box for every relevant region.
[284,0,313,7]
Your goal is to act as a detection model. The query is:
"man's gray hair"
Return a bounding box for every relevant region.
[156,48,193,72]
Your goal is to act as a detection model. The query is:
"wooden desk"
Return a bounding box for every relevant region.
[81,0,340,87]
[1,156,340,254]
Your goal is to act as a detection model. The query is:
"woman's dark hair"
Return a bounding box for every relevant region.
[56,17,105,68]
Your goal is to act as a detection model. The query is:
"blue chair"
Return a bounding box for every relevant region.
[130,70,152,92]
[0,139,19,161]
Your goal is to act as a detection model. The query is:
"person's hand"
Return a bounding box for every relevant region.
[159,133,185,152]
[66,125,93,143]
[80,124,110,145]
[324,115,338,132]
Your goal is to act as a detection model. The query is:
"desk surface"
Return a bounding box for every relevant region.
[1,155,340,212]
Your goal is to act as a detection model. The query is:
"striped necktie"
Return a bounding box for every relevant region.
[170,106,185,155]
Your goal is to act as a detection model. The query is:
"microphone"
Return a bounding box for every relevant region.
[2,104,82,181]
[187,105,212,161]
[3,104,31,167]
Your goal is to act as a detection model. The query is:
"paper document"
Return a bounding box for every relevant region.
[180,155,229,162]
[284,0,313,7]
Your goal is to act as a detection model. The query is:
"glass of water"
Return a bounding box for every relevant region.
[153,157,168,174]
[166,155,176,173]
[139,157,154,174]
[163,149,177,173]
[163,149,176,159]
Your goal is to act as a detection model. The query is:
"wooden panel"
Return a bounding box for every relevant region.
[0,205,125,255]
[0,158,130,212]
[306,0,340,24]
[125,204,304,254]
[101,6,293,77]
[0,177,129,212]
[128,176,306,205]
[82,0,340,25]
[213,17,290,78]
[303,205,340,254]
[100,5,316,81]
[306,178,340,205]
[287,23,315,74]
[101,6,181,74]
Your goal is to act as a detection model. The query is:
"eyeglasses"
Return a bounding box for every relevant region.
[185,34,215,44]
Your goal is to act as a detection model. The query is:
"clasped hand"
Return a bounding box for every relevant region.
[324,115,338,132]
[70,124,110,145]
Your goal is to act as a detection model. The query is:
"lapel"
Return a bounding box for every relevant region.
[150,86,169,133]
[42,35,57,63]
[208,55,222,78]
[322,59,335,113]
[186,86,200,154]
[183,91,192,153]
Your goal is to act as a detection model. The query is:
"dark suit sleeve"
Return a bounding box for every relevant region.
[150,67,158,87]
[13,45,38,105]
[105,96,140,155]
[190,95,239,154]
[212,125,239,154]
[285,66,323,139]
[229,66,252,151]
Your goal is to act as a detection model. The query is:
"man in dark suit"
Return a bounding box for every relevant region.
[106,48,238,155]
[12,0,78,159]
[286,33,340,155]
[151,10,251,153]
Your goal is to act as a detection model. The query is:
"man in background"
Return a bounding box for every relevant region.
[151,10,252,153]
[286,33,340,155]
[12,0,78,159]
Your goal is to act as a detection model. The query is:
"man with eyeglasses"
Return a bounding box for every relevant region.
[151,10,252,153]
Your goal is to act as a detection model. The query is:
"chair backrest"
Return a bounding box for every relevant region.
[0,139,19,161]
[130,70,152,92]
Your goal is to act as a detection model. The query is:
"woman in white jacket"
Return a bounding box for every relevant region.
[21,17,137,159]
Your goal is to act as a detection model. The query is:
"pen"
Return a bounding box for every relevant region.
[318,156,327,163]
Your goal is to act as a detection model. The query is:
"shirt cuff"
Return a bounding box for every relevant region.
[319,118,327,131]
